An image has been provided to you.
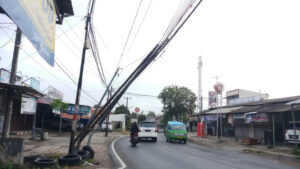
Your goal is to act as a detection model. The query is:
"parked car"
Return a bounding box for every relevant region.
[101,121,113,132]
[138,121,158,142]
[165,121,187,144]
[285,121,300,143]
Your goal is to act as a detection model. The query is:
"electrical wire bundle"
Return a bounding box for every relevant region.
[74,0,204,149]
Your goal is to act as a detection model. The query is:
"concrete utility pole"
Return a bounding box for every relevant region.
[69,6,92,154]
[2,27,22,138]
[125,97,131,110]
[198,56,203,113]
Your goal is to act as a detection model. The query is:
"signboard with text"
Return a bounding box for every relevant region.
[47,86,63,100]
[245,112,268,123]
[208,91,217,108]
[0,0,56,66]
[30,77,40,91]
[21,95,37,115]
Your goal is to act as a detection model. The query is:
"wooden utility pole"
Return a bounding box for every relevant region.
[2,27,22,138]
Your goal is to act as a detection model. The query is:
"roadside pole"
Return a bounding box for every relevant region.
[68,13,91,154]
[2,27,22,138]
[291,104,298,148]
[219,93,223,141]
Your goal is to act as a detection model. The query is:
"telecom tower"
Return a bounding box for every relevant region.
[198,56,203,113]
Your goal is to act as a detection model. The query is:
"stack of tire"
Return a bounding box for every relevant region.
[23,145,95,167]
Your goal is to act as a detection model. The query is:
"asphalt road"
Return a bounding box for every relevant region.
[114,133,299,169]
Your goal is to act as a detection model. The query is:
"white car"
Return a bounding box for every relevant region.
[285,122,300,143]
[101,121,113,132]
[138,121,158,142]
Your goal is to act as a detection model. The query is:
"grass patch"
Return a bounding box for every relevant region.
[292,146,300,160]
[0,161,29,169]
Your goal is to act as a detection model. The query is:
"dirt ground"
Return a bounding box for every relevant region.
[23,130,127,169]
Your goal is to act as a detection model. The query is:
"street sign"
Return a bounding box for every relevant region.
[135,107,140,113]
[214,82,224,94]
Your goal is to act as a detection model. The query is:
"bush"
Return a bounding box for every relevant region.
[292,146,300,156]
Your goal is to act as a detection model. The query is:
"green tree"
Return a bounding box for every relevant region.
[131,112,137,119]
[147,111,156,118]
[158,85,196,125]
[137,114,146,124]
[50,99,68,135]
[114,105,131,130]
[114,105,130,114]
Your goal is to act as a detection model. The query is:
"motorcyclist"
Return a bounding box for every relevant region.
[130,122,139,138]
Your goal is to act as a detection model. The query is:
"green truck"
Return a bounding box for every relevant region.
[165,121,187,144]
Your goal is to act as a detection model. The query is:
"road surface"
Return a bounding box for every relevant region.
[113,133,298,169]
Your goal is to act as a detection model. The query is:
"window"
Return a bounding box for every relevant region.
[140,122,156,128]
[172,125,186,130]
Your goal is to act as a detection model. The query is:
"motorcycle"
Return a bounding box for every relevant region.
[130,132,139,147]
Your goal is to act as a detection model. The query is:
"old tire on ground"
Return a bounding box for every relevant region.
[77,150,89,160]
[24,155,43,164]
[83,145,95,159]
[34,157,57,167]
[58,154,82,166]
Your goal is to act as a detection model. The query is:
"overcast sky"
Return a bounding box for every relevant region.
[1,0,300,115]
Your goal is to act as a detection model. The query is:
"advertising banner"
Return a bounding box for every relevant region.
[0,0,56,66]
[66,105,91,115]
[208,91,217,108]
[21,95,37,115]
[245,112,268,123]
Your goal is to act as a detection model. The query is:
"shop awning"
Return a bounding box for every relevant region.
[0,82,43,98]
[204,106,243,114]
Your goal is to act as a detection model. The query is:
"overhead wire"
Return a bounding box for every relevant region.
[0,32,15,48]
[116,0,143,68]
[74,0,202,148]
[21,48,97,103]
[124,0,153,57]
[57,20,108,86]
[88,27,107,87]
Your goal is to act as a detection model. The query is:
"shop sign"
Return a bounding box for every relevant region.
[47,86,63,100]
[21,95,37,115]
[204,115,217,121]
[30,77,40,91]
[245,112,268,123]
[208,91,217,108]
[233,114,244,119]
[37,97,53,104]
[67,105,91,115]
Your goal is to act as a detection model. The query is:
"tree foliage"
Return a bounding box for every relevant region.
[137,114,146,124]
[114,105,130,114]
[158,85,196,125]
[50,99,68,111]
[147,111,156,118]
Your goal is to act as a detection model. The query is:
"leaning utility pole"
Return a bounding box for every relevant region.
[68,0,95,154]
[2,27,22,138]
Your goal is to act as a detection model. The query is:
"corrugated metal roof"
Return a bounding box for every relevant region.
[203,106,243,114]
[0,82,43,98]
[230,105,261,113]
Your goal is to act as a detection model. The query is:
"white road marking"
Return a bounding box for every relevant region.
[112,138,127,169]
